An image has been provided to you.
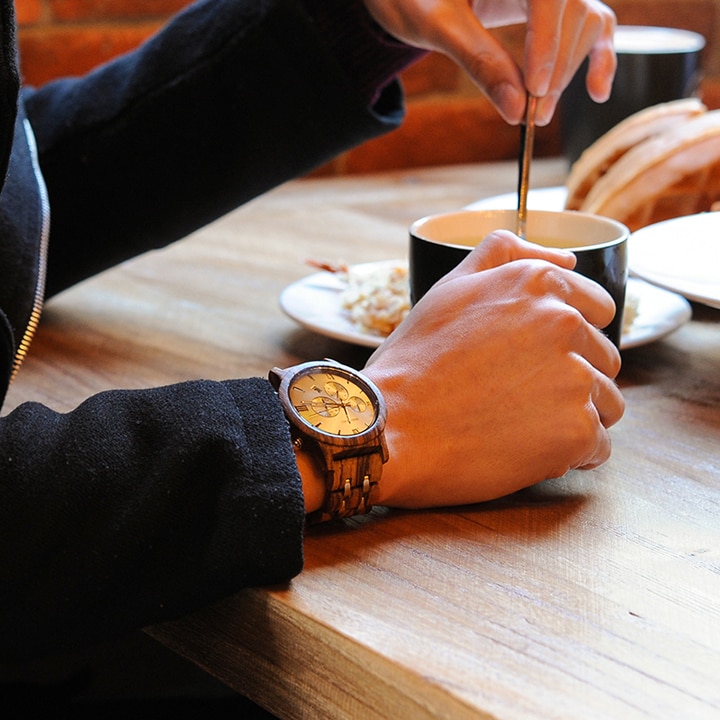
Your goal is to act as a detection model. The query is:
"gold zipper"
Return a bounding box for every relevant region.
[10,118,50,383]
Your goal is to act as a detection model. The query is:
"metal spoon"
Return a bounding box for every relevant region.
[516,94,538,240]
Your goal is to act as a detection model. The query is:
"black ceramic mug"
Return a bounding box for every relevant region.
[409,209,629,348]
[560,25,705,164]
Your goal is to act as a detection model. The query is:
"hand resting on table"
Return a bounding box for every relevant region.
[362,231,625,509]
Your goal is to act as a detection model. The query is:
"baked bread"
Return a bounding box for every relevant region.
[577,109,720,231]
[565,98,708,212]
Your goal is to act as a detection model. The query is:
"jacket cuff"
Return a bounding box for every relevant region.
[300,0,427,105]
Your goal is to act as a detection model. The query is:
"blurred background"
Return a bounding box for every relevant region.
[14,0,720,175]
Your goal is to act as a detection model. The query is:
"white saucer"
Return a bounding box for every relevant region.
[621,278,692,349]
[467,186,567,212]
[629,213,720,309]
[280,261,691,350]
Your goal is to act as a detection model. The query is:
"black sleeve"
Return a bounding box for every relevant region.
[0,0,419,663]
[23,0,409,295]
[0,377,305,662]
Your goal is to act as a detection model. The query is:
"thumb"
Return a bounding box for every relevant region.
[365,0,528,124]
[428,10,527,123]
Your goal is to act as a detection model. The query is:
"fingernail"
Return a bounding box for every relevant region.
[536,91,559,126]
[494,83,526,124]
[533,65,553,98]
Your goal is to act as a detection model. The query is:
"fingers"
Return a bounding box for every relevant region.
[442,230,577,280]
[559,266,617,334]
[523,0,565,99]
[364,0,616,125]
[592,367,625,427]
[438,231,621,353]
[467,0,617,124]
[578,323,622,379]
[434,15,528,124]
[525,0,616,124]
[574,369,625,471]
[584,13,617,102]
[362,0,528,123]
[442,245,623,383]
[542,339,623,474]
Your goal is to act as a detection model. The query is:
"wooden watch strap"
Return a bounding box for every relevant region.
[310,450,383,524]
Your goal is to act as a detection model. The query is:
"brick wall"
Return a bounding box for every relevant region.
[13,0,720,175]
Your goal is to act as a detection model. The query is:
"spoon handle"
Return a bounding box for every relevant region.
[517,94,538,240]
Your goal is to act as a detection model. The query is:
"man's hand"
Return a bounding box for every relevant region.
[363,231,625,509]
[362,0,617,124]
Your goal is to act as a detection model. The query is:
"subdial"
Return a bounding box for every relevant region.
[324,381,349,401]
[309,396,341,417]
[347,396,368,414]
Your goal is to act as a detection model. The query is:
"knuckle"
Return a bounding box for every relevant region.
[516,260,572,297]
[561,406,606,467]
[556,305,588,336]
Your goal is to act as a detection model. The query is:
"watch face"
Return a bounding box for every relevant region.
[288,366,378,437]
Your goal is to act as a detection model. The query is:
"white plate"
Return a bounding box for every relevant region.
[628,213,720,310]
[467,186,567,212]
[279,261,399,348]
[622,278,692,349]
[280,261,691,350]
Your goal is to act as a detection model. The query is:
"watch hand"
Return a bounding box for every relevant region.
[304,397,341,418]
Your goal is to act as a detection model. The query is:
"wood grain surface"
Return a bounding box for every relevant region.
[6,159,719,720]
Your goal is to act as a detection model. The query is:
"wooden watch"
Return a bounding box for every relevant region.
[269,359,388,524]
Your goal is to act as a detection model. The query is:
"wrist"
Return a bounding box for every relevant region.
[270,360,388,523]
[360,365,409,509]
[296,445,325,514]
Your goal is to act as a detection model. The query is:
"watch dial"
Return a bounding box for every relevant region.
[289,368,377,436]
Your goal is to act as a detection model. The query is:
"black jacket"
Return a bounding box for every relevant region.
[0,0,412,661]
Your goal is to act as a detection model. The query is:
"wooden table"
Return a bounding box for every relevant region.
[6,159,720,719]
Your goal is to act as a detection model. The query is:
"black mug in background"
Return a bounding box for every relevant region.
[560,26,706,164]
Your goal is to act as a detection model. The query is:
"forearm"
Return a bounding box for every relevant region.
[24,0,422,295]
[0,378,305,662]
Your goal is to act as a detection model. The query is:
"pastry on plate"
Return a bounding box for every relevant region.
[564,98,708,214]
[578,109,720,231]
[565,98,720,230]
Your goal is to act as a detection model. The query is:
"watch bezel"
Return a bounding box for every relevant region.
[272,360,386,447]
